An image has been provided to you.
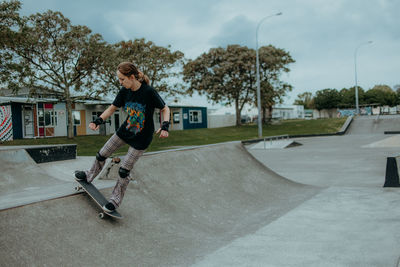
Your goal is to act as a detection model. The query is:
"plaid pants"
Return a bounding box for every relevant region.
[85,133,144,207]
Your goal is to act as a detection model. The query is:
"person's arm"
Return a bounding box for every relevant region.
[89,105,118,131]
[156,105,170,138]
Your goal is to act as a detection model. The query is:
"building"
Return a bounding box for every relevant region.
[0,96,112,140]
[272,105,305,120]
[160,104,208,131]
[0,94,209,141]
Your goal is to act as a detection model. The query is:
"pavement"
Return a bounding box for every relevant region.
[1,115,400,266]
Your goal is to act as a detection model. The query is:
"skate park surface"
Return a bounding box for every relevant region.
[1,115,400,266]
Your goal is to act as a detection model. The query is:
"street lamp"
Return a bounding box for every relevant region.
[256,12,282,138]
[354,40,373,115]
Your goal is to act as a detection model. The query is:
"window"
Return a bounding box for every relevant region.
[189,110,202,124]
[92,111,111,125]
[173,112,180,123]
[73,111,81,126]
[45,110,57,126]
[92,111,102,122]
[38,109,44,127]
[38,105,57,127]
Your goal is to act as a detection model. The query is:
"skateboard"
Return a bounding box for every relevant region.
[74,179,122,219]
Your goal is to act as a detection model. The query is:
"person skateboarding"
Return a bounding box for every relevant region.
[75,61,170,213]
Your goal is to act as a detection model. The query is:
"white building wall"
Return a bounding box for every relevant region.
[272,105,305,120]
[54,103,67,137]
[313,109,338,119]
[208,114,236,128]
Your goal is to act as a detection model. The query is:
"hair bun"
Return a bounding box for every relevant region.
[138,71,145,82]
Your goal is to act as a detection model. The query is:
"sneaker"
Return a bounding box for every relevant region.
[102,202,116,213]
[74,171,87,182]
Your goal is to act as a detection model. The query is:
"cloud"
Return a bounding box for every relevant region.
[209,15,255,48]
[16,0,400,106]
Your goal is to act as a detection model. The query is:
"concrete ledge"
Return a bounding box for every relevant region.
[242,116,354,145]
[384,131,400,134]
[25,144,77,163]
[337,115,353,135]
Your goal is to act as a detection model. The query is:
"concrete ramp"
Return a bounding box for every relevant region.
[0,148,63,195]
[363,135,400,148]
[347,115,400,135]
[0,147,114,210]
[0,142,321,266]
[250,139,302,150]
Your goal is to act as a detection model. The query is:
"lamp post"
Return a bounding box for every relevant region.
[256,12,282,138]
[354,41,373,115]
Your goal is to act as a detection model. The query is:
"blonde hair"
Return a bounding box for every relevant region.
[117,62,150,84]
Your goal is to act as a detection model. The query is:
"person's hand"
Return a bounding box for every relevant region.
[89,122,100,131]
[90,117,104,131]
[156,128,169,138]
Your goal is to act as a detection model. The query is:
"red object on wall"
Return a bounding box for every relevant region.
[44,103,53,109]
[34,105,38,137]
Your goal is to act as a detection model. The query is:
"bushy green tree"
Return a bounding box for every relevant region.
[365,85,397,106]
[0,0,22,86]
[313,89,341,110]
[294,92,314,109]
[338,86,365,108]
[100,38,184,95]
[183,44,294,125]
[2,7,108,138]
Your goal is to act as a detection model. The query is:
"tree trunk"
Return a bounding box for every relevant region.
[66,99,74,139]
[268,106,273,123]
[235,99,241,126]
[262,106,267,124]
[64,86,74,139]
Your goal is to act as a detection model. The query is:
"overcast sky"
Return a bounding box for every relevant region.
[19,0,400,112]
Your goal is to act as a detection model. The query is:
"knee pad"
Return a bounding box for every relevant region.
[96,152,107,162]
[118,167,130,178]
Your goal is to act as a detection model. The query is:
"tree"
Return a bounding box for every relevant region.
[2,9,108,138]
[99,39,184,95]
[394,85,400,105]
[371,84,393,93]
[294,92,314,109]
[339,86,365,108]
[183,44,294,126]
[260,80,293,123]
[394,84,400,93]
[0,0,22,86]
[313,89,341,110]
[183,45,255,126]
[365,85,397,106]
[258,45,294,123]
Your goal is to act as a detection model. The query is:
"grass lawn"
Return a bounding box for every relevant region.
[0,118,347,156]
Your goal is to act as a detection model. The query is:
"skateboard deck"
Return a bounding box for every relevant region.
[74,179,122,219]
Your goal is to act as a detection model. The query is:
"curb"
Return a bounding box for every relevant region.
[242,116,354,145]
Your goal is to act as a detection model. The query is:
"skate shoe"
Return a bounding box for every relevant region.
[102,202,116,213]
[74,171,87,182]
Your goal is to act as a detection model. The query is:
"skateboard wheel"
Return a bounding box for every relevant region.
[99,212,105,219]
[74,186,82,191]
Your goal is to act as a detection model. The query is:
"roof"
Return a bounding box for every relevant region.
[0,96,113,106]
[168,104,207,109]
[75,99,113,105]
[0,96,204,108]
[0,96,59,104]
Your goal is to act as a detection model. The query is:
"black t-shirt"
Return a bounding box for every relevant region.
[112,83,165,150]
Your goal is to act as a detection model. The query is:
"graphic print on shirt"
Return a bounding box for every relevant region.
[125,102,146,134]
